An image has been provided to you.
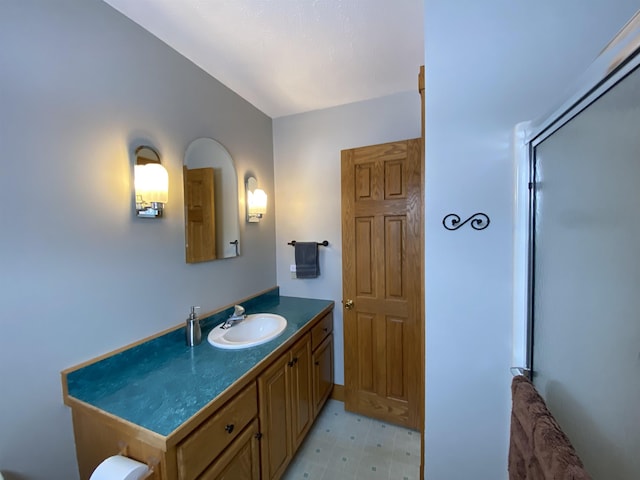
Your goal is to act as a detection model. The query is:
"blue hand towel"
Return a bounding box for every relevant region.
[295,242,319,278]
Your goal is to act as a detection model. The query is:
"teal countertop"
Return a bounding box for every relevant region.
[65,290,333,437]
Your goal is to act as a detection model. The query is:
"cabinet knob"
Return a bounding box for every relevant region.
[224,424,234,434]
[322,327,328,332]
[314,361,320,366]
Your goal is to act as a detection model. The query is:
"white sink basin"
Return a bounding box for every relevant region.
[207,313,287,349]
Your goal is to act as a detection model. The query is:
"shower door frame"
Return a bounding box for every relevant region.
[517,12,640,374]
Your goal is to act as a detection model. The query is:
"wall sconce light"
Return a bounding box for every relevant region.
[134,146,168,218]
[246,176,267,223]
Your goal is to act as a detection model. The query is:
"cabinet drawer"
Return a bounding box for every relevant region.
[311,312,333,351]
[199,419,260,480]
[177,382,258,480]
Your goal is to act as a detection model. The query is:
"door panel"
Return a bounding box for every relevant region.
[342,139,423,430]
[355,163,374,199]
[384,160,405,198]
[184,166,216,263]
[355,218,375,296]
[355,312,375,391]
[386,316,407,400]
[385,216,405,299]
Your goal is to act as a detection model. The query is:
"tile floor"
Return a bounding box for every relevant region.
[282,399,421,480]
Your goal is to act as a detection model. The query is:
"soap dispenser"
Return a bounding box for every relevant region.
[185,306,201,346]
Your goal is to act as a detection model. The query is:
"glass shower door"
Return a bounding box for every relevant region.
[531,62,640,479]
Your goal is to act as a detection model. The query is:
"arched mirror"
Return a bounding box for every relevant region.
[183,138,240,263]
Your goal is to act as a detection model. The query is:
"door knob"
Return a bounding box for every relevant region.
[344,299,354,310]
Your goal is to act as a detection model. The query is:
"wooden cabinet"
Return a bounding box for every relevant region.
[258,312,334,480]
[63,304,334,480]
[258,335,312,480]
[177,383,258,480]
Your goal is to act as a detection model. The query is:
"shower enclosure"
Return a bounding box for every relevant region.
[525,12,640,479]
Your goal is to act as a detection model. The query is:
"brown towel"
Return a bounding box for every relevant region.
[509,375,591,480]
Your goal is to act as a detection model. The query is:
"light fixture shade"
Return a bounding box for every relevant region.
[135,163,169,204]
[248,188,267,215]
[246,176,267,222]
[134,145,168,219]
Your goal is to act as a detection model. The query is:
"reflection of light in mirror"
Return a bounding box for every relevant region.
[134,145,168,219]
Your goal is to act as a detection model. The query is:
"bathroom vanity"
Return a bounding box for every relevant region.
[61,288,334,480]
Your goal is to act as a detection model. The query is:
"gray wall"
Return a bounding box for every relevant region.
[273,92,421,386]
[0,1,275,479]
[423,1,640,478]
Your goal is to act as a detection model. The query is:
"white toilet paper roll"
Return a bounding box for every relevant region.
[89,455,149,480]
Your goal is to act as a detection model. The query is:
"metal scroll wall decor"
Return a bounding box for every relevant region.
[442,213,490,231]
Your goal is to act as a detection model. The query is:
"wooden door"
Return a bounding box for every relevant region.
[341,139,423,430]
[184,166,216,263]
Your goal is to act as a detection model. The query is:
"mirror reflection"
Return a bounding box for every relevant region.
[183,138,240,263]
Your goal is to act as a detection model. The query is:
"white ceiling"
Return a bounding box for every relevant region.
[103,0,424,118]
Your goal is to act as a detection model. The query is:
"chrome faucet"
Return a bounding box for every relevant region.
[221,305,246,329]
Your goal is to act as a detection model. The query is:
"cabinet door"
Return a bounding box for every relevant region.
[258,354,292,480]
[290,335,313,451]
[199,419,260,480]
[312,333,334,418]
